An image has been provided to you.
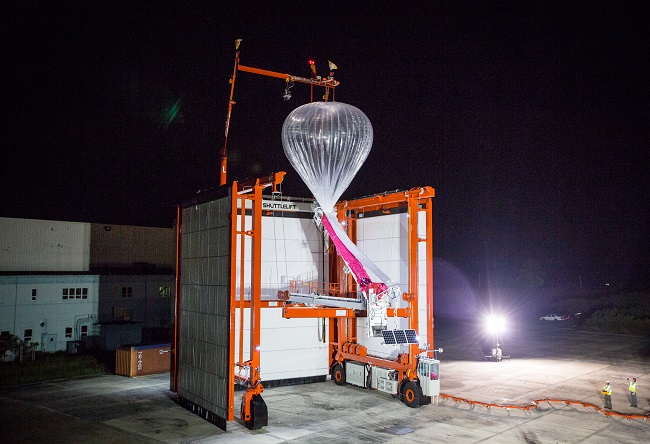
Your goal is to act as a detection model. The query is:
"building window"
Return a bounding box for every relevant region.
[80,325,88,337]
[31,289,37,301]
[24,329,33,342]
[159,286,171,298]
[122,287,132,298]
[62,287,89,300]
[65,327,73,338]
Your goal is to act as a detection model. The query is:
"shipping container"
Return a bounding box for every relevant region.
[115,343,171,377]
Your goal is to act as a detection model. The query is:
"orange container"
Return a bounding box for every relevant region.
[115,343,172,377]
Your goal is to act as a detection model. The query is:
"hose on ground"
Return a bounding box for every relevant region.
[439,393,650,421]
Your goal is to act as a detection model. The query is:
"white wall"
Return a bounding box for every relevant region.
[235,214,327,299]
[230,208,330,381]
[354,210,432,358]
[0,274,174,352]
[0,217,90,272]
[0,217,175,353]
[233,307,329,381]
[0,275,99,351]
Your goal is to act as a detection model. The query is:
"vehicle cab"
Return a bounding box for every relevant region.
[416,357,440,404]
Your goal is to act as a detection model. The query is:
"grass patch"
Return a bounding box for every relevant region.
[580,306,650,335]
[0,351,111,388]
[549,291,650,336]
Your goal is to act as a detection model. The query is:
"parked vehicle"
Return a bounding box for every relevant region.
[540,314,565,321]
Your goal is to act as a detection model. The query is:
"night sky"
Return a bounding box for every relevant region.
[3,2,648,291]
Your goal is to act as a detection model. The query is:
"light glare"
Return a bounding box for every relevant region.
[484,313,506,334]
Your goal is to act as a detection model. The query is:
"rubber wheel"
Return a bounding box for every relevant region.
[243,394,268,430]
[332,364,346,386]
[401,381,419,408]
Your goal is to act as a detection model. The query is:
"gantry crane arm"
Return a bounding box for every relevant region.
[220,39,340,186]
[237,64,340,88]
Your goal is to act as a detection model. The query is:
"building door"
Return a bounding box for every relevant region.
[42,333,57,352]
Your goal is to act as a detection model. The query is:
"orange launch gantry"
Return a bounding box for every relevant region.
[229,174,440,430]
[217,42,440,430]
[279,187,440,408]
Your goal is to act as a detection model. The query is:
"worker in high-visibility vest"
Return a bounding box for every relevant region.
[601,381,612,409]
[627,377,637,407]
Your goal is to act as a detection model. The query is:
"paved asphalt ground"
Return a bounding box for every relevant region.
[1,318,649,443]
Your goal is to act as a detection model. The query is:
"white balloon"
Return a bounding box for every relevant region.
[282,101,395,291]
[281,101,373,212]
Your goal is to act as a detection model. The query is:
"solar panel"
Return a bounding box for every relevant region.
[382,329,419,345]
[381,330,396,344]
[394,330,407,344]
[405,329,418,344]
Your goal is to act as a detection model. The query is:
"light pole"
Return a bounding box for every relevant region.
[485,313,506,362]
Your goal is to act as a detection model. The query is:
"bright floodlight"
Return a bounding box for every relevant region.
[484,313,506,334]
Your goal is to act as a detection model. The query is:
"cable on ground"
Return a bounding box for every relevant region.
[439,393,650,421]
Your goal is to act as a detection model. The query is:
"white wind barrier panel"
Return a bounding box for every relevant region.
[354,210,431,358]
[234,214,326,300]
[233,308,329,381]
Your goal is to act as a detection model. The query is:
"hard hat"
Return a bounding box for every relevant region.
[606,381,609,384]
[633,378,636,381]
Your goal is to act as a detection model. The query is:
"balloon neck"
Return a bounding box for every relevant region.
[313,206,336,217]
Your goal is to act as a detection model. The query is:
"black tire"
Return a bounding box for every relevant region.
[401,380,419,408]
[244,394,268,430]
[332,364,346,386]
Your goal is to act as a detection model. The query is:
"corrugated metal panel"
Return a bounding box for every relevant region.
[90,223,175,269]
[179,196,231,422]
[0,217,90,272]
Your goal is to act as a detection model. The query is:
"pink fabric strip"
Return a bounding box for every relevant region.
[321,214,387,295]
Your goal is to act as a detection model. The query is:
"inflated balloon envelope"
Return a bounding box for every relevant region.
[281,101,396,296]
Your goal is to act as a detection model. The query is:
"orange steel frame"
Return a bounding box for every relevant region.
[174,178,433,422]
[334,187,436,380]
[228,172,285,423]
[282,187,436,384]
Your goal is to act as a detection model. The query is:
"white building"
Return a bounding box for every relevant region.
[0,217,175,352]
